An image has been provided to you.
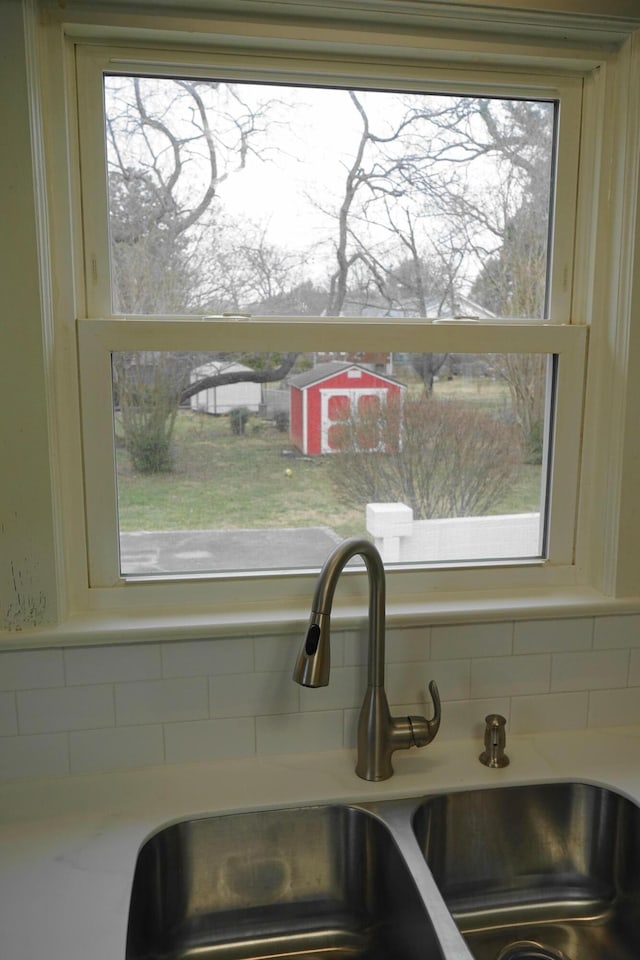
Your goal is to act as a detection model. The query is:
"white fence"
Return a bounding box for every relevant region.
[366,502,541,563]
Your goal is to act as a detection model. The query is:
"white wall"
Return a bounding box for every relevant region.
[1,0,640,781]
[0,0,58,631]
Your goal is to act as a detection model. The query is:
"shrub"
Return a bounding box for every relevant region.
[328,395,521,520]
[274,410,289,433]
[229,406,250,435]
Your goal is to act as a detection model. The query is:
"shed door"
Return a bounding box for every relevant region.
[320,389,386,453]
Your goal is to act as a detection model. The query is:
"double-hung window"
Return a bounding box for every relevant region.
[73,39,587,615]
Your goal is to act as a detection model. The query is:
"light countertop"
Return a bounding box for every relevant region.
[3,725,640,960]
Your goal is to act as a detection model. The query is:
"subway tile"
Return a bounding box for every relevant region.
[387,660,469,704]
[588,687,640,727]
[256,710,343,755]
[342,629,369,667]
[0,694,17,736]
[65,643,161,685]
[69,725,164,774]
[510,692,588,734]
[254,634,303,672]
[409,659,471,702]
[162,637,254,678]
[210,671,299,718]
[165,717,255,764]
[116,678,208,725]
[0,649,64,691]
[471,654,550,699]
[385,627,430,663]
[629,649,640,686]
[594,614,640,649]
[299,666,366,712]
[0,734,69,781]
[344,707,359,749]
[17,685,114,734]
[514,618,593,654]
[551,650,629,692]
[431,622,512,660]
[433,698,511,741]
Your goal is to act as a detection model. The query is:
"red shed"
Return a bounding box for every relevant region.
[289,362,405,456]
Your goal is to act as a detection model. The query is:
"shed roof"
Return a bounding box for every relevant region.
[289,361,403,389]
[191,360,255,377]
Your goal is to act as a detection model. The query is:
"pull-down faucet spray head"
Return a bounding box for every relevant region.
[293,613,331,687]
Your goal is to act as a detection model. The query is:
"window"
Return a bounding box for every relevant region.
[73,40,587,605]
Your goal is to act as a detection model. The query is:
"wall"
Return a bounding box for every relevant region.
[0,612,639,781]
[0,0,59,632]
[1,0,640,783]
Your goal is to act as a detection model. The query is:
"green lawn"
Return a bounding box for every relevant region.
[116,412,366,536]
[116,405,542,533]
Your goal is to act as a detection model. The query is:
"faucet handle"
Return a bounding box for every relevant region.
[408,680,441,747]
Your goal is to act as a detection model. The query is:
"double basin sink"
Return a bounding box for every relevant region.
[126,781,640,960]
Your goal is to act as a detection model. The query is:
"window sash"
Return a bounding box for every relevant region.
[78,317,587,590]
[75,44,583,326]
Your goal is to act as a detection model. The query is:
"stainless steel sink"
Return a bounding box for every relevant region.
[126,781,640,960]
[125,803,447,960]
[413,781,640,960]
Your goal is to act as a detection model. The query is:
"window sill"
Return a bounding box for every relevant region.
[3,584,640,651]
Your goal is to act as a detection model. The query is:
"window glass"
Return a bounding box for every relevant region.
[112,349,551,575]
[104,77,556,320]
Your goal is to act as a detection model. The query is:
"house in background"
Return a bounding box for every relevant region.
[190,360,262,415]
[289,361,405,455]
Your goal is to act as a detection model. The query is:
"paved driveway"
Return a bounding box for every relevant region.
[120,526,344,575]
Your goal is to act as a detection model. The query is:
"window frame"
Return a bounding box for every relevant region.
[34,8,640,639]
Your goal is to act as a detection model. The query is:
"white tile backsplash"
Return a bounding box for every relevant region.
[165,717,255,764]
[588,686,640,727]
[471,654,551,698]
[432,622,512,660]
[428,697,511,741]
[0,694,17,737]
[299,666,366,712]
[551,649,629,692]
[593,614,640,649]
[514,617,593,654]
[396,658,470,702]
[383,627,430,663]
[162,637,254,677]
[0,734,69,781]
[115,677,208,725]
[254,634,302,672]
[17,684,114,734]
[510,691,588,733]
[256,710,344,755]
[1,612,639,781]
[629,649,640,686]
[64,643,161,685]
[69,725,164,774]
[0,649,64,690]
[210,671,299,717]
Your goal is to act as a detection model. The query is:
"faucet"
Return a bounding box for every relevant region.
[293,538,441,781]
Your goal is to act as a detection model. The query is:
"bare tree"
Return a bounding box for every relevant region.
[106,77,304,470]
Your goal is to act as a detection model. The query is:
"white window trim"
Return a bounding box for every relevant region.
[26,3,640,646]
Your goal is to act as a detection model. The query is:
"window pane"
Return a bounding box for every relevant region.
[112,350,552,575]
[104,77,555,319]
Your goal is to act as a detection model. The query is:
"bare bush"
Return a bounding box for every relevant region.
[328,395,521,519]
